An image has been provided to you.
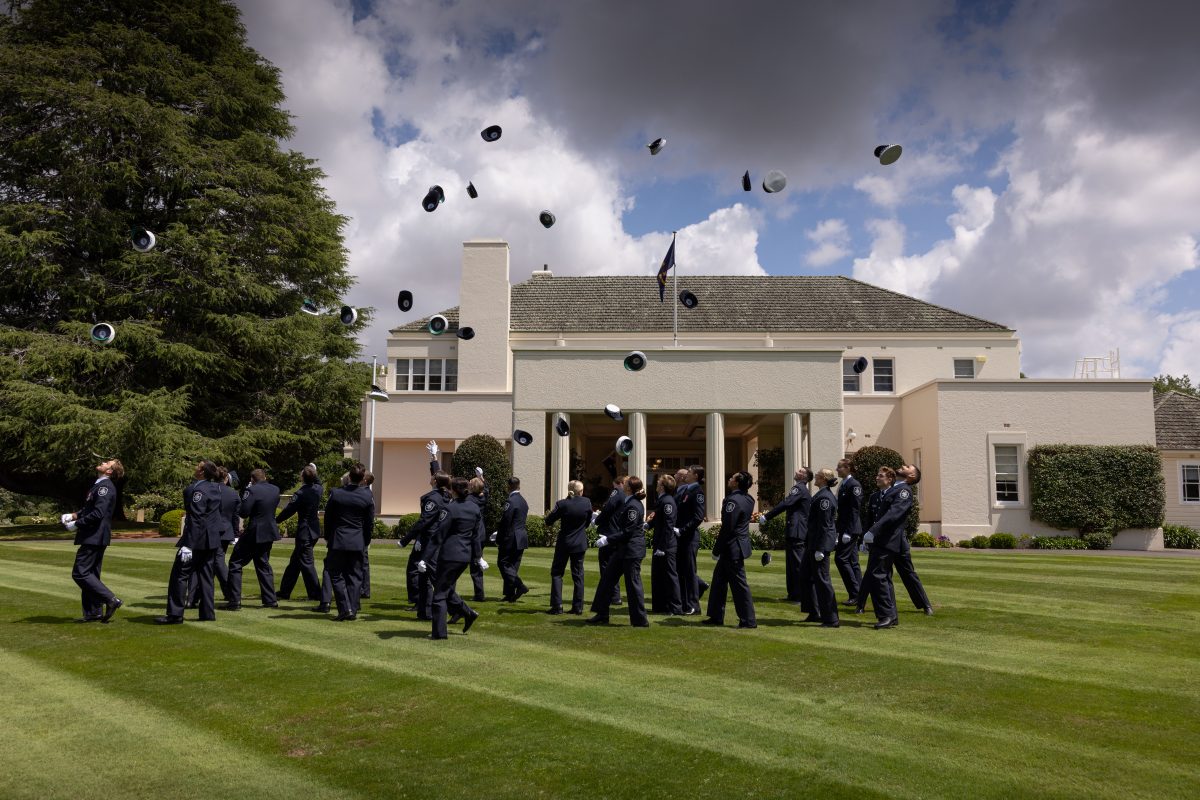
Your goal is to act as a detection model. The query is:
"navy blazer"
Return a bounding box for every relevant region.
[180,479,224,551]
[865,482,913,554]
[763,480,811,542]
[498,491,529,551]
[713,490,754,561]
[606,494,646,560]
[275,482,321,543]
[651,492,679,553]
[402,488,449,547]
[74,476,117,547]
[219,483,241,542]
[545,495,592,554]
[240,481,281,543]
[425,497,484,565]
[594,488,624,537]
[836,475,864,536]
[323,483,374,551]
[677,482,706,540]
[808,487,838,553]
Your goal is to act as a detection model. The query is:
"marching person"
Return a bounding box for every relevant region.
[587,476,649,627]
[65,457,124,623]
[544,480,592,615]
[834,459,864,605]
[805,469,840,627]
[593,475,627,607]
[676,465,708,615]
[420,477,485,639]
[494,477,529,602]
[855,468,890,619]
[702,471,757,629]
[226,469,281,610]
[323,462,374,621]
[276,464,323,602]
[360,470,376,598]
[857,466,911,629]
[757,467,811,605]
[157,461,223,624]
[187,466,239,607]
[399,469,451,617]
[893,464,934,615]
[466,468,488,602]
[648,474,682,615]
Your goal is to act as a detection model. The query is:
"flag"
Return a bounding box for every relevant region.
[657,236,675,301]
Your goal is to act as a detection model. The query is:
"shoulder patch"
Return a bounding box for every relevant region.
[98,486,109,496]
[423,500,435,513]
[664,503,674,516]
[820,498,831,510]
[697,492,705,504]
[900,489,911,500]
[626,508,637,521]
[609,489,618,497]
[192,491,202,503]
[790,486,799,495]
[438,509,448,521]
[724,501,734,513]
[853,486,862,497]
[503,501,511,511]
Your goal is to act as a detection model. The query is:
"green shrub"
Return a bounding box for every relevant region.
[850,445,920,538]
[373,518,395,539]
[10,515,48,525]
[1028,444,1164,535]
[1017,534,1035,549]
[989,533,1017,549]
[752,447,785,508]
[1031,536,1088,550]
[756,514,788,549]
[525,514,557,547]
[911,531,936,547]
[935,534,954,548]
[393,513,422,541]
[1163,524,1200,549]
[158,509,185,537]
[130,493,174,521]
[1082,531,1112,550]
[956,539,972,548]
[585,525,600,547]
[277,515,297,538]
[970,535,991,549]
[451,434,512,532]
[700,526,719,552]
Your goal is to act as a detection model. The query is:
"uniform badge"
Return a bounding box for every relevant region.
[697,493,705,505]
[664,504,674,516]
[610,489,618,497]
[97,486,109,496]
[192,491,202,503]
[423,500,435,513]
[438,509,448,521]
[626,508,637,521]
[820,499,831,510]
[900,489,911,500]
[790,486,799,495]
[724,502,734,513]
[853,486,862,497]
[503,502,511,511]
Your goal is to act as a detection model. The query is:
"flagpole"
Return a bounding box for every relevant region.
[671,231,678,347]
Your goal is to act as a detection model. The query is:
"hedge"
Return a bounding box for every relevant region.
[1030,536,1088,550]
[911,532,936,547]
[970,535,990,549]
[989,533,1016,549]
[757,514,788,549]
[849,445,920,538]
[373,518,395,539]
[450,434,512,534]
[1028,444,1164,535]
[526,514,557,547]
[1163,524,1200,549]
[10,515,49,525]
[393,513,422,541]
[158,509,184,537]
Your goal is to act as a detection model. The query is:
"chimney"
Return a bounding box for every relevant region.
[534,264,553,278]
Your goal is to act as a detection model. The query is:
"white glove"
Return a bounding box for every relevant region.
[814,551,825,562]
[476,558,489,570]
[595,535,609,548]
[840,534,851,544]
[61,513,74,525]
[179,546,193,564]
[863,531,875,545]
[673,527,680,535]
[414,541,422,552]
[489,531,498,543]
[417,560,427,573]
[653,549,665,557]
[590,511,600,525]
[65,520,77,532]
[233,537,239,547]
[474,466,483,478]
[426,440,439,459]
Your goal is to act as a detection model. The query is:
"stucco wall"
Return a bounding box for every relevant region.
[844,396,902,452]
[899,382,941,521]
[365,394,512,440]
[378,440,437,515]
[1162,451,1200,528]
[458,240,512,393]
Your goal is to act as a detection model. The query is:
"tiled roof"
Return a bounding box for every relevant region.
[392,274,1011,334]
[1154,391,1200,450]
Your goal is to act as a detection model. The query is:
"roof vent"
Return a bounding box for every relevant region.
[534,264,553,278]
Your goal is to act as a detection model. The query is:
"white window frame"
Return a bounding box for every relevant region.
[392,357,458,393]
[953,358,976,379]
[842,359,861,394]
[987,433,1027,509]
[444,359,458,392]
[873,357,895,394]
[394,358,410,391]
[1181,462,1200,504]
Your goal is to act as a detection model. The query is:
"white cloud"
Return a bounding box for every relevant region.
[804,218,851,267]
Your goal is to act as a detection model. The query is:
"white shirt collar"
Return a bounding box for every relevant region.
[94,476,106,484]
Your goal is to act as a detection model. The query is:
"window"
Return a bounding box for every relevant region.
[412,359,426,391]
[394,358,409,391]
[842,359,860,392]
[445,359,458,392]
[954,358,975,379]
[1183,464,1200,503]
[994,445,1020,502]
[392,358,458,392]
[428,359,443,391]
[873,358,894,393]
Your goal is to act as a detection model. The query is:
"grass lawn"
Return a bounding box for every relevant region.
[1,543,1198,799]
[0,522,160,541]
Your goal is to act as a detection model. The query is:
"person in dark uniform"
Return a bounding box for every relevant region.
[676,465,708,615]
[226,468,281,610]
[323,462,374,620]
[834,458,864,605]
[157,461,224,624]
[805,469,840,627]
[187,466,240,607]
[648,474,682,614]
[466,469,488,602]
[399,469,450,615]
[859,466,912,629]
[703,471,757,628]
[758,467,811,604]
[65,457,124,623]
[420,477,485,639]
[276,464,323,601]
[494,477,529,602]
[855,469,890,618]
[544,480,592,614]
[893,464,933,615]
[587,476,649,626]
[593,476,627,607]
[360,470,377,598]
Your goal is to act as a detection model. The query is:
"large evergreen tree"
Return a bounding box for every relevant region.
[0,0,369,511]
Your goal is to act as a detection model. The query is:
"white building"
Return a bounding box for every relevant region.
[361,239,1159,545]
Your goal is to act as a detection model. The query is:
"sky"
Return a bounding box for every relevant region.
[236,0,1200,380]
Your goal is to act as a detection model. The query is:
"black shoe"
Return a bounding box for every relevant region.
[802,613,821,623]
[185,602,199,609]
[821,621,841,628]
[568,608,583,615]
[924,606,934,616]
[586,615,609,625]
[312,604,330,613]
[155,616,183,625]
[513,586,529,602]
[276,594,291,601]
[682,607,699,616]
[462,609,479,633]
[224,603,241,611]
[473,596,487,603]
[700,617,722,626]
[546,609,563,615]
[632,622,650,628]
[262,602,279,608]
[698,583,709,601]
[449,610,464,625]
[75,616,103,623]
[403,604,419,611]
[737,621,758,629]
[612,600,624,607]
[361,593,371,599]
[416,614,432,621]
[335,613,357,621]
[840,599,858,607]
[854,607,865,615]
[101,597,123,623]
[428,634,447,640]
[874,617,898,629]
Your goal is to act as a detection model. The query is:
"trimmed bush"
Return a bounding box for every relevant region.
[1163,524,1200,549]
[585,525,600,547]
[393,513,422,542]
[935,534,954,548]
[970,535,990,549]
[1082,531,1112,550]
[700,526,719,552]
[757,514,788,549]
[911,531,936,547]
[956,539,972,548]
[850,445,920,538]
[525,514,557,547]
[278,515,298,538]
[1031,536,1088,550]
[989,533,1017,549]
[11,515,48,525]
[1028,444,1164,535]
[451,434,512,533]
[1017,534,1035,549]
[158,509,184,537]
[373,518,395,539]
[752,447,785,508]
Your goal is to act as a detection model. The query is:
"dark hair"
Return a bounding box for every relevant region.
[838,458,853,471]
[301,465,317,485]
[250,468,267,484]
[908,465,922,485]
[614,474,628,487]
[108,460,125,480]
[877,465,896,481]
[734,471,753,492]
[217,465,229,482]
[689,465,704,484]
[659,474,676,493]
[201,460,220,481]
[626,476,647,500]
[348,462,366,484]
[363,470,375,487]
[800,466,811,483]
[451,477,470,497]
[508,476,521,491]
[434,471,451,490]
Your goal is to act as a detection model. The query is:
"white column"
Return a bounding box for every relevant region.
[801,413,811,470]
[807,409,845,477]
[550,413,570,504]
[628,411,648,509]
[511,410,548,514]
[705,412,725,521]
[783,411,802,484]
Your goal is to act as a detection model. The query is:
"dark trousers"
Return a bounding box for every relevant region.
[227,539,277,606]
[499,547,527,599]
[469,559,486,601]
[320,563,333,607]
[279,538,321,600]
[810,552,839,623]
[417,558,437,619]
[896,550,931,609]
[167,548,216,620]
[859,548,898,621]
[706,555,756,626]
[677,535,707,612]
[785,539,806,603]
[362,547,371,598]
[650,549,683,614]
[590,554,648,625]
[431,560,471,639]
[72,545,114,618]
[187,540,232,605]
[326,549,364,616]
[834,537,862,600]
[404,545,422,603]
[597,544,622,604]
[549,548,585,612]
